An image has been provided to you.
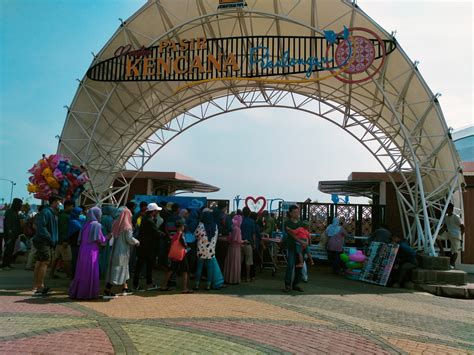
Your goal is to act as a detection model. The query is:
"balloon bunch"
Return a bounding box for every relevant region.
[27,154,90,201]
[340,248,367,280]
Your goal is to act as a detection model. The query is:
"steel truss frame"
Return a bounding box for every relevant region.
[58,1,464,256]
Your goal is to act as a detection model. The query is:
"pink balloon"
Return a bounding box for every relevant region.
[349,250,366,263]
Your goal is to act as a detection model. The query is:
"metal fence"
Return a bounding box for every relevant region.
[279,202,385,236]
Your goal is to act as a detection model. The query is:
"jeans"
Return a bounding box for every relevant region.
[195,258,212,287]
[284,247,303,289]
[301,262,308,282]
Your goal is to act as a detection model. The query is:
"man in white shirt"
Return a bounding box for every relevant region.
[439,203,465,268]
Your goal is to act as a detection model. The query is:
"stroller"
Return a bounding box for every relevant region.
[260,232,286,276]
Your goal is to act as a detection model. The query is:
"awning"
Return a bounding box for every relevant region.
[121,171,219,194]
[318,180,381,198]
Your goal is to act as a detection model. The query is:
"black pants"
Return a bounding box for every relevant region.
[215,238,228,271]
[70,244,79,280]
[133,253,154,288]
[392,262,417,286]
[327,250,343,274]
[0,233,4,261]
[1,236,15,268]
[250,247,261,278]
[186,242,197,274]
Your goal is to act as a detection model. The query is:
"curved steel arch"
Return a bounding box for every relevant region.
[58,0,464,255]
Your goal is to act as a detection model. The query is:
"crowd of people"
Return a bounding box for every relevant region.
[0,196,464,297]
[0,197,287,298]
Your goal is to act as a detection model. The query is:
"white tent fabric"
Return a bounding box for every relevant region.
[58,0,464,254]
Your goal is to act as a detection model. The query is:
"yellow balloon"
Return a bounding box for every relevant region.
[42,167,53,178]
[46,176,60,189]
[27,183,38,193]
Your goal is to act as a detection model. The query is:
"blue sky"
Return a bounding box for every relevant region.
[0,0,472,205]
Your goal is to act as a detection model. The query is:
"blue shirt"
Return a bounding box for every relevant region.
[165,213,181,237]
[33,206,58,246]
[397,240,417,264]
[241,217,256,245]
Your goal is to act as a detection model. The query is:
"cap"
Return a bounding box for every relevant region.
[146,203,162,212]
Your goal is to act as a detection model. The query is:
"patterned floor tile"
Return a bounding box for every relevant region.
[0,316,96,338]
[122,323,265,354]
[0,328,114,354]
[0,296,84,316]
[173,320,391,354]
[384,337,471,355]
[78,294,327,324]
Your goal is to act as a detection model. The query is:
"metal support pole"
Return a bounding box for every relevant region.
[432,174,458,242]
[0,178,16,204]
[10,182,15,204]
[415,162,436,256]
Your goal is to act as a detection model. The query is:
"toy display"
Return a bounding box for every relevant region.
[340,248,367,280]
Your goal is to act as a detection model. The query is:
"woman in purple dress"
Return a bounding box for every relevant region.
[69,207,107,299]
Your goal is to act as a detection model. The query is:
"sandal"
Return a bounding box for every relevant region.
[181,290,194,294]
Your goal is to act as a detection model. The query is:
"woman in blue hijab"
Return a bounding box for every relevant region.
[193,209,224,290]
[325,217,347,275]
[184,208,199,275]
[68,207,83,280]
[99,205,116,278]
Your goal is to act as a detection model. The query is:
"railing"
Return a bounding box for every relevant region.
[278,202,386,236]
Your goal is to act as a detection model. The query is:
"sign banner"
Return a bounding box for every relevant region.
[359,242,399,286]
[87,30,396,84]
[134,195,207,210]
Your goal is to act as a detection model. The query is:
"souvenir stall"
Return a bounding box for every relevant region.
[272,178,396,285]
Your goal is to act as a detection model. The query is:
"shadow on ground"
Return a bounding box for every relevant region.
[0,262,417,303]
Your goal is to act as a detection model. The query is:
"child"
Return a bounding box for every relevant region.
[293,225,314,267]
[160,220,193,294]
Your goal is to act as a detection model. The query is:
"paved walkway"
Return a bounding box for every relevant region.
[0,264,472,354]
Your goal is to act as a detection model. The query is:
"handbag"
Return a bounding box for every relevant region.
[168,235,186,261]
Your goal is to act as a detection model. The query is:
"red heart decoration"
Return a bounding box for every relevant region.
[245,196,267,214]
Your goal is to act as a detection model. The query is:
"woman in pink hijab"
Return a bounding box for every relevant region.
[103,208,140,298]
[223,215,244,284]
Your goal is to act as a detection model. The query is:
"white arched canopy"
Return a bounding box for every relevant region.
[58,0,464,255]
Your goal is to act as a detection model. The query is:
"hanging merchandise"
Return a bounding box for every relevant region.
[27,154,89,201]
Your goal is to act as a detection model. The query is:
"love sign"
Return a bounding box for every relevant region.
[245,196,267,214]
